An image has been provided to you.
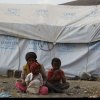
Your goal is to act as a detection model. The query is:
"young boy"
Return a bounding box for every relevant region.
[46,57,70,93]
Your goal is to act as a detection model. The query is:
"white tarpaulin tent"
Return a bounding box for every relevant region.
[0,4,100,77]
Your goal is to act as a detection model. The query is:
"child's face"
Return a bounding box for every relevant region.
[27,58,36,66]
[52,62,60,70]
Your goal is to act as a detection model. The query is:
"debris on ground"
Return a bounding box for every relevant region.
[0,76,100,98]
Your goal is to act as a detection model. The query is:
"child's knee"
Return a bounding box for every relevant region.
[66,82,70,88]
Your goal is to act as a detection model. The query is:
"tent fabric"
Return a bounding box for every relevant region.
[0,4,100,43]
[0,4,100,77]
[61,0,100,6]
[0,35,100,77]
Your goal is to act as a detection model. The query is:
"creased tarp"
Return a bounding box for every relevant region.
[0,35,100,77]
[0,4,100,43]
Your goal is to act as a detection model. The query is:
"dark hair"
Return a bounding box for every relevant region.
[25,52,37,61]
[51,57,61,67]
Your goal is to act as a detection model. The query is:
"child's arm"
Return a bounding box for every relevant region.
[61,71,68,83]
[48,70,61,82]
[21,71,25,80]
[21,65,27,80]
[25,74,31,86]
[62,75,67,83]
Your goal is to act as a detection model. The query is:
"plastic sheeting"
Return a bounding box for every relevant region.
[0,35,100,77]
[0,4,100,43]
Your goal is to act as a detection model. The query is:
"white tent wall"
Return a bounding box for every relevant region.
[0,4,100,77]
[0,35,100,77]
[0,35,19,75]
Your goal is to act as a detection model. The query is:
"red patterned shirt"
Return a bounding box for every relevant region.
[47,68,64,83]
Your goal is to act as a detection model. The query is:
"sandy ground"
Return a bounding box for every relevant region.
[0,76,100,98]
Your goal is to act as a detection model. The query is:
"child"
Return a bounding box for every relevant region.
[15,52,46,92]
[21,52,47,80]
[25,62,43,94]
[46,57,70,93]
[15,62,43,94]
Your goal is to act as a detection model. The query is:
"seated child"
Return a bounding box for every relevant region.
[25,62,43,94]
[15,52,46,93]
[45,57,70,93]
[21,52,47,81]
[15,62,43,94]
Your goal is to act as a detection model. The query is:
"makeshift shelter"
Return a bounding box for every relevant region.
[0,4,100,77]
[61,0,100,6]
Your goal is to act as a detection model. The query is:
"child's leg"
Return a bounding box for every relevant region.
[45,81,64,93]
[60,82,70,89]
[15,81,27,93]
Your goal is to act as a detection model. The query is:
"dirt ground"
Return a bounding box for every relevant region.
[0,76,100,98]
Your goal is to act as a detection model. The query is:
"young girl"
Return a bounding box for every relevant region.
[21,52,46,80]
[46,57,70,93]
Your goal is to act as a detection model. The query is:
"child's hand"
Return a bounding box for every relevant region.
[53,70,62,81]
[21,79,25,83]
[54,70,60,74]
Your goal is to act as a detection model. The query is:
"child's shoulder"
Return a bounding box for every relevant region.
[23,63,28,67]
[23,64,28,70]
[48,68,53,71]
[60,69,64,71]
